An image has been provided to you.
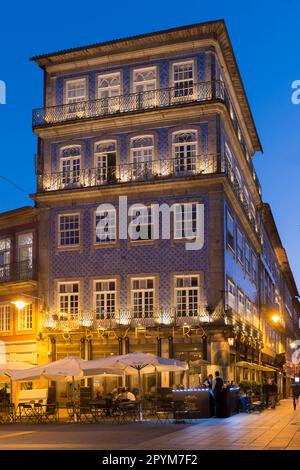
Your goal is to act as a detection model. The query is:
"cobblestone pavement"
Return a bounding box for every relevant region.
[0,399,299,450]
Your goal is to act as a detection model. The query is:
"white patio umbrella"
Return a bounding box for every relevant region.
[85,353,188,420]
[0,361,34,404]
[10,356,123,421]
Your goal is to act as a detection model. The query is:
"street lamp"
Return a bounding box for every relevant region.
[228,337,234,346]
[271,314,280,324]
[11,300,28,311]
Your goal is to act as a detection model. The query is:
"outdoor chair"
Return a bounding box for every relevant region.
[0,403,15,424]
[116,401,140,424]
[154,400,175,424]
[17,403,37,423]
[66,401,80,422]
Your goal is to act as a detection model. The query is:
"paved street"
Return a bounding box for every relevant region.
[0,399,299,450]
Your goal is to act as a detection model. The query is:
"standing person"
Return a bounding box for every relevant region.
[291,382,300,410]
[270,379,278,409]
[262,379,270,408]
[204,374,214,417]
[212,371,224,417]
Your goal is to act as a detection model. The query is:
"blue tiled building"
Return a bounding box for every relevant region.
[30,21,299,394]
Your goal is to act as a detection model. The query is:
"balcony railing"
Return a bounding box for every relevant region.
[0,260,36,283]
[34,79,261,198]
[43,307,227,331]
[38,154,217,192]
[33,81,220,128]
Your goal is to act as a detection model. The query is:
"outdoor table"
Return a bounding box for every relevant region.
[88,401,107,422]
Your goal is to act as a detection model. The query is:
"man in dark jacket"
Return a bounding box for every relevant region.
[291,382,300,410]
[212,371,224,417]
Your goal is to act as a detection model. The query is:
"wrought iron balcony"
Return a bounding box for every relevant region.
[33,79,261,196]
[43,307,227,332]
[0,260,36,284]
[33,81,221,128]
[37,154,217,192]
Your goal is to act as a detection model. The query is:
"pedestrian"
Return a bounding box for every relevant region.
[270,379,278,409]
[291,382,300,410]
[262,379,270,408]
[212,371,224,417]
[204,374,214,417]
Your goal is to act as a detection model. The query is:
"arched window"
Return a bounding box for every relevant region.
[94,140,117,184]
[172,131,197,173]
[59,145,81,186]
[133,67,157,109]
[130,136,154,179]
[97,73,120,113]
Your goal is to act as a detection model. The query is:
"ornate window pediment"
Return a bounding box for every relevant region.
[95,141,117,154]
[98,74,120,89]
[134,68,156,83]
[173,131,197,144]
[131,136,154,148]
[60,145,81,157]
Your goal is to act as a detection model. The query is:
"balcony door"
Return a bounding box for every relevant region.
[0,238,11,281]
[97,73,121,115]
[133,67,157,110]
[130,136,154,180]
[94,141,117,185]
[17,233,33,279]
[59,146,81,188]
[172,131,197,174]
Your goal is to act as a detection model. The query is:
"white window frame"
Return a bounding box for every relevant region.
[227,279,236,310]
[131,277,155,319]
[174,274,200,317]
[0,238,11,280]
[245,242,251,274]
[172,130,197,174]
[93,279,117,320]
[94,140,117,184]
[130,136,154,179]
[172,61,195,101]
[227,210,235,253]
[64,78,87,116]
[0,304,10,333]
[173,202,198,240]
[59,145,82,186]
[132,67,157,109]
[94,208,117,244]
[236,227,244,265]
[58,213,80,248]
[237,290,245,316]
[18,303,33,331]
[129,205,155,241]
[97,72,121,113]
[58,281,80,320]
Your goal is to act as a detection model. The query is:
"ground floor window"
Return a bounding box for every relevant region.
[18,303,33,330]
[0,304,10,332]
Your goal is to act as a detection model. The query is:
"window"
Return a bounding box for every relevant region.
[18,303,33,330]
[97,72,120,113]
[94,141,117,184]
[246,299,252,322]
[133,67,157,108]
[65,78,86,114]
[129,206,154,241]
[172,131,197,173]
[18,233,33,278]
[60,146,81,186]
[130,136,154,179]
[131,278,155,318]
[174,275,200,317]
[94,280,116,320]
[236,228,243,264]
[174,203,197,239]
[0,305,10,332]
[227,279,236,310]
[0,238,11,280]
[245,243,251,274]
[252,252,258,283]
[226,210,235,253]
[95,208,116,244]
[225,143,234,182]
[59,214,80,247]
[172,61,194,100]
[58,282,80,320]
[237,290,245,316]
[235,168,243,201]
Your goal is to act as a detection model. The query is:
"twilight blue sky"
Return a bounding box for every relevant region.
[0,0,299,288]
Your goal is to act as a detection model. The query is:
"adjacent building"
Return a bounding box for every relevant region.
[12,20,299,395]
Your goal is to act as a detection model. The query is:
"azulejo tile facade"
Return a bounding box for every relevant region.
[0,21,299,400]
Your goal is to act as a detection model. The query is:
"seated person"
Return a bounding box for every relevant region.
[126,389,136,401]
